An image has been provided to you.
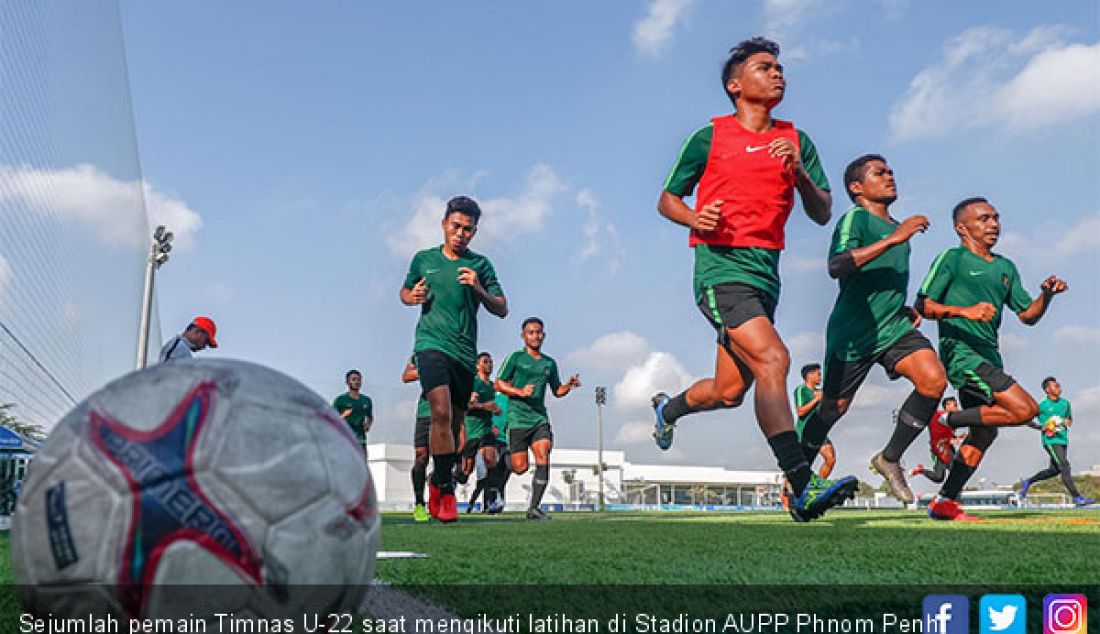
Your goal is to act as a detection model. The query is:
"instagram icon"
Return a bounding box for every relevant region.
[1045,595,1088,634]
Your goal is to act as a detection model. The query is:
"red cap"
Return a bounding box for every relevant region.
[192,316,218,348]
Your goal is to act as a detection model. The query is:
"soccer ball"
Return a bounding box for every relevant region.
[12,359,379,619]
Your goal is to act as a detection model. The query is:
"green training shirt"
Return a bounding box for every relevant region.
[497,349,562,429]
[492,392,509,443]
[464,375,496,439]
[403,245,503,370]
[825,206,914,361]
[333,392,372,443]
[665,123,830,302]
[793,383,816,438]
[918,246,1032,388]
[1038,397,1072,446]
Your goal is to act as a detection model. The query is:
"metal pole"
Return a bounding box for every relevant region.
[135,240,157,370]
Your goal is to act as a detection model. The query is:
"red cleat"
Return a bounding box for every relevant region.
[928,414,954,464]
[909,464,926,477]
[437,491,458,523]
[428,480,441,519]
[928,495,980,522]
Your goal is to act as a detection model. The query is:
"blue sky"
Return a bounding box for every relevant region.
[119,1,1100,489]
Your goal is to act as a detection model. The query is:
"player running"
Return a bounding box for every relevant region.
[333,369,373,454]
[793,364,833,478]
[462,352,502,501]
[798,154,948,505]
[401,195,508,523]
[647,37,856,522]
[910,397,965,484]
[1019,377,1095,506]
[401,358,433,522]
[916,197,1067,521]
[495,317,580,520]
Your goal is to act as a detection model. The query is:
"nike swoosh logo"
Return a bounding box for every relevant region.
[745,145,768,153]
[969,271,984,276]
[424,269,439,275]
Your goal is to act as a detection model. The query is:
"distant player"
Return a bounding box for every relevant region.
[333,369,373,452]
[401,358,432,522]
[793,364,833,478]
[799,154,947,505]
[462,352,502,498]
[916,197,1067,521]
[495,317,580,520]
[159,316,218,363]
[910,397,964,484]
[647,37,856,522]
[486,391,512,513]
[401,196,507,523]
[1019,377,1094,506]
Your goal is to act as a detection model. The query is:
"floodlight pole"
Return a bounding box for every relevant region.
[595,386,607,512]
[135,226,173,370]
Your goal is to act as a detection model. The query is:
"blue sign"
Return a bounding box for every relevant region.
[924,595,969,634]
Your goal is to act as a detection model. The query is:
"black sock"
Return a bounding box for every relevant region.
[947,407,983,428]
[883,391,940,461]
[800,408,839,464]
[529,464,550,511]
[469,480,485,505]
[662,392,692,424]
[939,457,976,500]
[431,453,456,491]
[768,431,812,496]
[411,462,428,505]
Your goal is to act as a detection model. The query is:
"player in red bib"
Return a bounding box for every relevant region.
[650,37,857,522]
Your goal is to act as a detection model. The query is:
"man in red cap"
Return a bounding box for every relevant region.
[159,316,218,363]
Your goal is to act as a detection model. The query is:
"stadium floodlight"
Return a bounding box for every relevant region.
[136,225,175,370]
[595,386,607,512]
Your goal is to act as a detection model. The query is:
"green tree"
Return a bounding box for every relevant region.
[0,403,46,443]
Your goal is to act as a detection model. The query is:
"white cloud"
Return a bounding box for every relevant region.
[386,164,567,260]
[890,27,1100,140]
[998,212,1100,265]
[849,384,908,411]
[787,331,824,359]
[1054,325,1100,347]
[632,0,695,57]
[613,351,694,411]
[762,0,819,40]
[1073,383,1100,414]
[782,255,821,275]
[0,163,202,250]
[0,255,10,309]
[569,331,651,374]
[614,420,656,445]
[574,190,625,276]
[1000,333,1028,352]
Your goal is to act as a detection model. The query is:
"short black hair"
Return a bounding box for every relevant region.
[444,195,482,223]
[942,396,957,407]
[521,317,544,330]
[345,369,361,381]
[721,37,780,105]
[1042,376,1058,391]
[952,196,988,223]
[477,351,492,361]
[800,363,821,379]
[843,154,887,203]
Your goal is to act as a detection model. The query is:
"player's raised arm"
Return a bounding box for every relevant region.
[1017,275,1067,325]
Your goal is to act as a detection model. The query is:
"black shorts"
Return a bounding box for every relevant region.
[508,423,553,454]
[823,329,934,400]
[462,431,497,459]
[414,416,431,448]
[417,349,474,408]
[958,362,1017,408]
[697,283,777,347]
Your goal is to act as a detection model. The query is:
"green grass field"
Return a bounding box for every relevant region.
[376,508,1100,585]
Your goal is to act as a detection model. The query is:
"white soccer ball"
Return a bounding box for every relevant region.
[12,359,379,620]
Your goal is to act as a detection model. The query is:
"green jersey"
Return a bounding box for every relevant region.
[825,206,914,361]
[665,123,830,302]
[332,392,372,443]
[793,384,817,438]
[464,375,496,439]
[1038,397,1072,446]
[492,392,509,443]
[497,349,562,429]
[403,245,503,370]
[918,246,1032,388]
[416,396,430,419]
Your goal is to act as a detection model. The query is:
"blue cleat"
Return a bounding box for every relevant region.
[1073,496,1095,507]
[651,392,676,451]
[1018,478,1032,502]
[791,474,859,522]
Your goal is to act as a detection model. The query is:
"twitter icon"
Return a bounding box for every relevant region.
[981,594,1027,634]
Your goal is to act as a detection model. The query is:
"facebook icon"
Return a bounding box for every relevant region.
[923,595,970,634]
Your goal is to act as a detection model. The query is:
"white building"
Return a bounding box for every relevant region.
[366,443,783,511]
